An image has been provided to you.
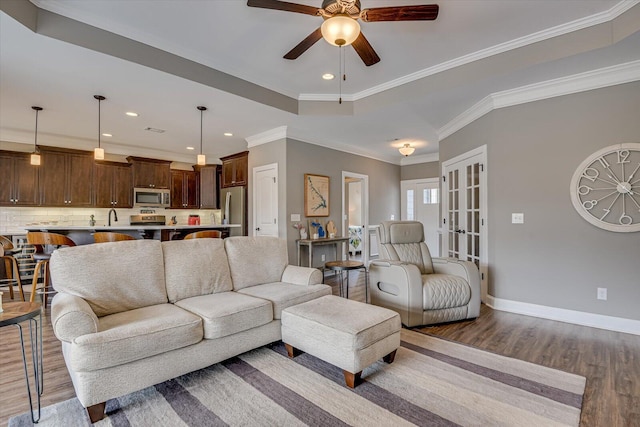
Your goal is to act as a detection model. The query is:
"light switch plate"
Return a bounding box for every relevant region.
[512,213,524,224]
[291,214,300,222]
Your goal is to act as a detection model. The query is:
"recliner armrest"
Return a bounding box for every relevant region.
[368,259,424,326]
[51,292,99,343]
[432,257,481,318]
[281,265,323,286]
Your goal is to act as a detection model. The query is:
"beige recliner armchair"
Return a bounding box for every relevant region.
[369,221,480,327]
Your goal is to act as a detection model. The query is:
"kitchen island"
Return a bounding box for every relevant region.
[22,224,241,245]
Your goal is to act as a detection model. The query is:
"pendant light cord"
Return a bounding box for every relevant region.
[200,109,203,155]
[97,99,101,149]
[34,109,39,150]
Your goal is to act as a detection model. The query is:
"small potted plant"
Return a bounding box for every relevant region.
[292,222,307,239]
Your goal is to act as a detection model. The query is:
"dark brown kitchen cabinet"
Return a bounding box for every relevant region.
[0,151,39,206]
[194,164,220,209]
[95,162,133,208]
[220,151,248,188]
[127,156,171,189]
[39,148,93,207]
[170,170,199,208]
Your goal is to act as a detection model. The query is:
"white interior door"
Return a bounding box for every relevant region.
[253,163,278,237]
[401,178,440,256]
[442,146,488,301]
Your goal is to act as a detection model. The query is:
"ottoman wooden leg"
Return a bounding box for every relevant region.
[284,343,303,358]
[383,349,397,364]
[343,370,362,388]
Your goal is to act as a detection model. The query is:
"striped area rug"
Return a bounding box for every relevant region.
[9,329,585,427]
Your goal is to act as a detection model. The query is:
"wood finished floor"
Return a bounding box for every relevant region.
[1,272,638,426]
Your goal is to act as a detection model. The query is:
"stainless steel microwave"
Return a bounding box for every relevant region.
[133,188,170,208]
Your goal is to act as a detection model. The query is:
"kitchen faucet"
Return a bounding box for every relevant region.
[108,208,118,226]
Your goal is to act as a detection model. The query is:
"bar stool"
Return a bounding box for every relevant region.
[184,230,221,239]
[27,232,76,308]
[93,232,136,243]
[0,235,25,301]
[324,260,368,302]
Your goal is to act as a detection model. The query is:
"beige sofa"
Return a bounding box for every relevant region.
[49,236,331,423]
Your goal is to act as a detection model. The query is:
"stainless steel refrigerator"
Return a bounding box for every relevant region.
[221,186,246,236]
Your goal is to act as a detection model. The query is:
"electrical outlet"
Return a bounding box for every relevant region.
[321,254,326,262]
[512,213,524,224]
[390,214,395,220]
[597,287,607,300]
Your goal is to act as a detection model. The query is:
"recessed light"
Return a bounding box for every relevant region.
[125,112,138,117]
[102,133,112,137]
[322,73,335,80]
[186,146,195,150]
[224,132,233,137]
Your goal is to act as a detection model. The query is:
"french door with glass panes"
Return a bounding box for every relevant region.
[442,146,488,301]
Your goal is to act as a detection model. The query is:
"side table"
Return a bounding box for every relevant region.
[0,302,43,423]
[324,260,368,302]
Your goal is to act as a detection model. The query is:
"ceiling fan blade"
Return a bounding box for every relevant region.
[351,32,380,67]
[361,4,439,22]
[284,27,323,60]
[247,0,320,16]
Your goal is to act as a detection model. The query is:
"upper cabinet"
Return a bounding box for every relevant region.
[220,151,248,188]
[39,147,93,207]
[0,151,39,206]
[95,162,133,208]
[127,156,171,189]
[170,169,199,209]
[195,164,220,209]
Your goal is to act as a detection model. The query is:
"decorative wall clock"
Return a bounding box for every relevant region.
[570,143,640,232]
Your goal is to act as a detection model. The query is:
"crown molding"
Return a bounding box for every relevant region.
[245,126,288,147]
[438,60,640,140]
[400,152,439,166]
[299,1,639,102]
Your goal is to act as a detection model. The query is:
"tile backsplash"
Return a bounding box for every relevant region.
[0,207,222,235]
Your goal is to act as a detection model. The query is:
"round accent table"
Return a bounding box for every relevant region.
[0,302,43,423]
[324,260,368,302]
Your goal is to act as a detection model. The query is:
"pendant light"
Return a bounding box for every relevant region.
[197,106,207,166]
[30,106,43,166]
[94,95,106,160]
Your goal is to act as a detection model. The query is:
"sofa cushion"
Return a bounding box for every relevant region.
[50,240,168,317]
[237,282,332,319]
[423,274,471,309]
[162,239,233,303]
[175,292,273,339]
[224,237,288,290]
[69,303,202,371]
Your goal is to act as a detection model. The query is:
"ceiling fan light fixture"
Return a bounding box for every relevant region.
[399,143,415,157]
[321,14,360,47]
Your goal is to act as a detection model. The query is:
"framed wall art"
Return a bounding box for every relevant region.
[304,174,329,217]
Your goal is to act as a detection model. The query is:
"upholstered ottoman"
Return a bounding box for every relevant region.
[281,295,401,387]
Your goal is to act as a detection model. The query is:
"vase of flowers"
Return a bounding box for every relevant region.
[292,222,307,239]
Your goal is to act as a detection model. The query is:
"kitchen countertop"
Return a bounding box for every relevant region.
[22,224,240,231]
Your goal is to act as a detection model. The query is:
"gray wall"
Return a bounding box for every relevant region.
[286,139,400,266]
[440,81,640,321]
[401,161,440,180]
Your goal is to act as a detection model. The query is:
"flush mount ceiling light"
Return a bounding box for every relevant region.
[94,95,106,160]
[321,14,360,47]
[399,143,415,157]
[30,106,43,166]
[197,106,207,166]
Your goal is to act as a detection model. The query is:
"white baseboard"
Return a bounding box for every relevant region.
[485,295,640,336]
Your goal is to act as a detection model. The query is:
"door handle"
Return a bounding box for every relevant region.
[455,229,466,234]
[255,227,260,231]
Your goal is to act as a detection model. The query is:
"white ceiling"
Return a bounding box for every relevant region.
[1,0,639,165]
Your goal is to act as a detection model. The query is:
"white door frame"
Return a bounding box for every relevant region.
[252,163,278,237]
[441,145,488,301]
[341,171,369,265]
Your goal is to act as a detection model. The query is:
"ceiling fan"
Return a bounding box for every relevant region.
[247,0,439,66]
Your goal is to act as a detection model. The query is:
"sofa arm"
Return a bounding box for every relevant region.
[368,260,424,327]
[432,257,481,318]
[281,265,323,286]
[51,293,99,343]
